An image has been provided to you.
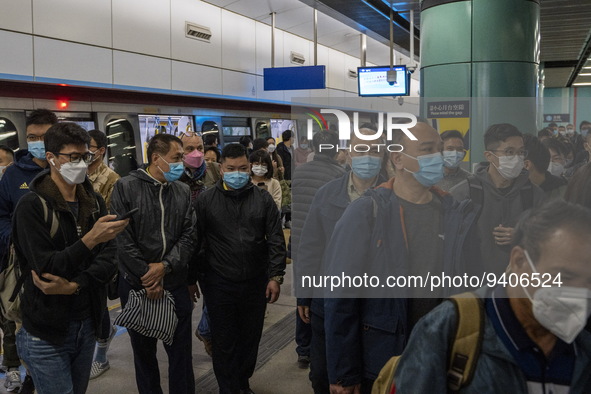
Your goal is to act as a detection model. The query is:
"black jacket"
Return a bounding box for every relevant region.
[111,168,195,289]
[290,155,346,261]
[13,170,116,344]
[194,180,286,282]
[276,142,293,181]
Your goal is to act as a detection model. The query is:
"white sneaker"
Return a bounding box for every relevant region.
[4,369,21,392]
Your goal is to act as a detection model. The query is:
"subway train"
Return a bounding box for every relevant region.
[0,80,388,177]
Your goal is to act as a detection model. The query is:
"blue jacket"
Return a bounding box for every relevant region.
[323,178,480,386]
[0,150,45,256]
[394,293,591,393]
[296,172,386,316]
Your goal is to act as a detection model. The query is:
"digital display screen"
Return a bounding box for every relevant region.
[357,65,409,97]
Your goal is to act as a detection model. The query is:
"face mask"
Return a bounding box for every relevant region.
[28,141,46,160]
[442,151,464,168]
[522,251,591,343]
[223,171,250,189]
[402,152,444,187]
[300,144,309,150]
[267,144,276,153]
[490,153,524,180]
[547,162,564,177]
[351,156,381,179]
[559,131,566,136]
[252,165,268,177]
[184,150,204,169]
[582,129,590,138]
[51,158,87,185]
[567,128,574,135]
[157,155,184,182]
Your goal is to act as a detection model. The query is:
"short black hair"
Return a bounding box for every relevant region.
[537,128,553,139]
[252,138,269,151]
[523,134,550,173]
[579,120,591,131]
[282,130,292,142]
[221,143,248,162]
[203,133,218,146]
[548,122,557,128]
[512,199,591,263]
[312,130,340,157]
[26,109,58,127]
[0,145,14,160]
[204,146,220,162]
[146,134,183,164]
[45,122,91,154]
[239,135,253,148]
[484,123,522,151]
[88,129,107,149]
[249,150,273,179]
[565,163,591,208]
[440,129,464,142]
[541,138,567,158]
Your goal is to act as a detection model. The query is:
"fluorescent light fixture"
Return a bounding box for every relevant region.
[573,82,591,86]
[584,67,591,69]
[0,132,17,140]
[578,73,591,76]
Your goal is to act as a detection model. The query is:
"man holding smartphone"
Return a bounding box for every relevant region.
[111,133,196,394]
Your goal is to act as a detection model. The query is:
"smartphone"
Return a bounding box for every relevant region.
[113,207,139,221]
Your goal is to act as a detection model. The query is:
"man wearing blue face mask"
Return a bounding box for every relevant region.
[111,133,196,394]
[0,108,57,392]
[193,143,286,394]
[323,122,481,394]
[392,200,591,394]
[451,124,545,277]
[436,129,471,192]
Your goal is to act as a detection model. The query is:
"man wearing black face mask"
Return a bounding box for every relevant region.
[451,124,545,276]
[12,122,128,393]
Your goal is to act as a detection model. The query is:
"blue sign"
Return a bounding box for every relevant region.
[264,66,326,91]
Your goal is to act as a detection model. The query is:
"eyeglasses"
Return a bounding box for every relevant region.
[53,152,95,164]
[26,135,44,142]
[489,149,527,159]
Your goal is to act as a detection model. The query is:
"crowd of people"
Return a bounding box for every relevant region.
[0,108,589,394]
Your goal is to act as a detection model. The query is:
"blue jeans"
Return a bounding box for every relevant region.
[16,318,95,394]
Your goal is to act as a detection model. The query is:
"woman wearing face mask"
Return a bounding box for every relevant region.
[294,137,312,168]
[265,137,284,180]
[250,150,282,210]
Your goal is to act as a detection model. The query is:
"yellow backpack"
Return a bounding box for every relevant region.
[372,292,485,394]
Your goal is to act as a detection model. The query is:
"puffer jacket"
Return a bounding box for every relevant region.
[111,167,195,289]
[393,289,591,393]
[290,154,346,262]
[193,180,286,282]
[13,170,116,345]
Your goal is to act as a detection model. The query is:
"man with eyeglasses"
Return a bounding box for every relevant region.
[436,129,471,192]
[0,108,57,393]
[451,123,545,276]
[12,122,128,393]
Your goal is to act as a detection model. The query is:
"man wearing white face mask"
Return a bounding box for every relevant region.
[522,135,567,200]
[436,129,471,191]
[451,123,545,276]
[392,200,591,393]
[12,122,128,393]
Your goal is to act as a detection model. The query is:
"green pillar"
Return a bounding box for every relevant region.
[420,0,540,164]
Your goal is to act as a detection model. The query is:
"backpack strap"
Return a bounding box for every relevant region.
[447,292,485,392]
[36,194,59,238]
[466,177,484,223]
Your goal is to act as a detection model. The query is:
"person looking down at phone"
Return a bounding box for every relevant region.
[11,122,129,394]
[110,133,196,394]
[193,143,286,394]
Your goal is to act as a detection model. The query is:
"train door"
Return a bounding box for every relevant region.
[195,116,221,147]
[0,111,25,152]
[96,114,140,177]
[54,112,96,130]
[220,117,252,145]
[252,119,270,141]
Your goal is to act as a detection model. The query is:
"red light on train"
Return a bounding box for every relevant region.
[58,100,68,109]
